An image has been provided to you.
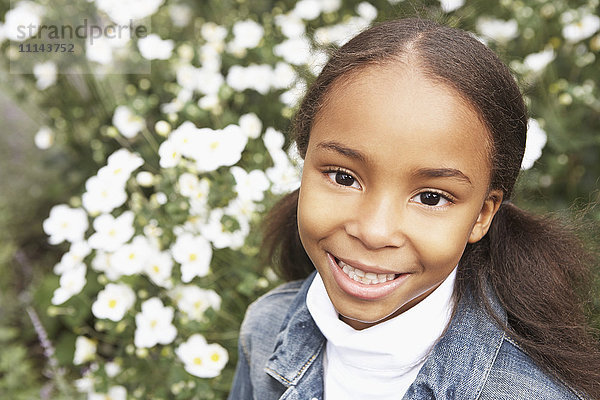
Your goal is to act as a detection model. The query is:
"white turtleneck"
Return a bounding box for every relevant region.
[306,267,457,400]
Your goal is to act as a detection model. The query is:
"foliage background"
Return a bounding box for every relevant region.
[0,0,598,399]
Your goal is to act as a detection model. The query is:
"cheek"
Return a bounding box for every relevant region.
[297,173,343,247]
[408,214,475,268]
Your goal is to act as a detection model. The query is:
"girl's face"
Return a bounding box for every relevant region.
[298,65,502,330]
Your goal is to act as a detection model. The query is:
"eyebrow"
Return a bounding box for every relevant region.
[411,167,473,186]
[315,140,472,186]
[315,141,368,163]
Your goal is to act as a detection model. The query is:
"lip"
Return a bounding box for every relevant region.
[326,252,410,300]
[335,255,397,275]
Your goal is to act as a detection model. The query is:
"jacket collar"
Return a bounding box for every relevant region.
[265,272,325,399]
[404,284,507,399]
[265,272,507,400]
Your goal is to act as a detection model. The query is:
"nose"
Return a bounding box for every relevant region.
[344,191,406,250]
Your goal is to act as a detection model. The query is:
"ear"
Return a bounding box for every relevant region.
[468,190,503,243]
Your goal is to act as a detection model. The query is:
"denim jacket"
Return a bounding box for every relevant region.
[228,272,587,400]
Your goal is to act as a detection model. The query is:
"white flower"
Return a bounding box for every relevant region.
[73,336,97,365]
[226,64,274,94]
[51,264,87,305]
[322,0,341,12]
[238,113,263,139]
[136,171,154,187]
[313,17,369,46]
[74,372,95,394]
[476,17,519,43]
[176,64,199,91]
[111,236,152,276]
[89,385,127,400]
[82,175,128,215]
[176,334,228,378]
[198,95,220,112]
[113,106,145,139]
[274,14,306,38]
[521,118,547,170]
[266,159,302,195]
[272,62,297,89]
[356,2,377,22]
[307,50,329,77]
[105,361,121,377]
[274,37,313,66]
[291,0,322,20]
[155,192,167,205]
[102,149,144,181]
[183,177,211,216]
[95,0,164,24]
[54,241,92,274]
[199,208,249,250]
[158,139,182,168]
[200,44,222,71]
[196,68,224,96]
[191,125,248,172]
[88,211,135,252]
[280,82,306,108]
[263,127,289,165]
[562,14,600,43]
[4,1,43,41]
[201,22,228,43]
[143,249,173,288]
[92,251,122,281]
[168,121,202,158]
[231,166,270,202]
[33,62,57,90]
[138,34,174,60]
[177,172,200,197]
[226,197,258,222]
[439,0,465,13]
[523,48,555,73]
[91,283,136,321]
[43,205,89,245]
[34,126,54,149]
[134,297,177,348]
[169,3,192,27]
[177,173,211,210]
[85,34,129,65]
[171,233,212,282]
[171,286,221,321]
[229,19,264,51]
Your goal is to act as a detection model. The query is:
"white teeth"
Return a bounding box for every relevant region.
[338,260,396,285]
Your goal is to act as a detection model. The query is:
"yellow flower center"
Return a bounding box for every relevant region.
[210,353,220,362]
[108,299,117,309]
[193,357,202,365]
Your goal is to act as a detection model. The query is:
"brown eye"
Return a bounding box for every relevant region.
[336,172,355,186]
[326,171,361,189]
[421,192,441,205]
[411,192,450,207]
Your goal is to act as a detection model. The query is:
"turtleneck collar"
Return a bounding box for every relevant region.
[306,267,457,399]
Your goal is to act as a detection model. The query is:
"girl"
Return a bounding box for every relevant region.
[229,18,600,399]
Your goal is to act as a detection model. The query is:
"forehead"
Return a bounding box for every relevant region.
[310,64,492,182]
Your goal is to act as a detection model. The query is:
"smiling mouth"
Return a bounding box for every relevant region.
[334,257,400,285]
